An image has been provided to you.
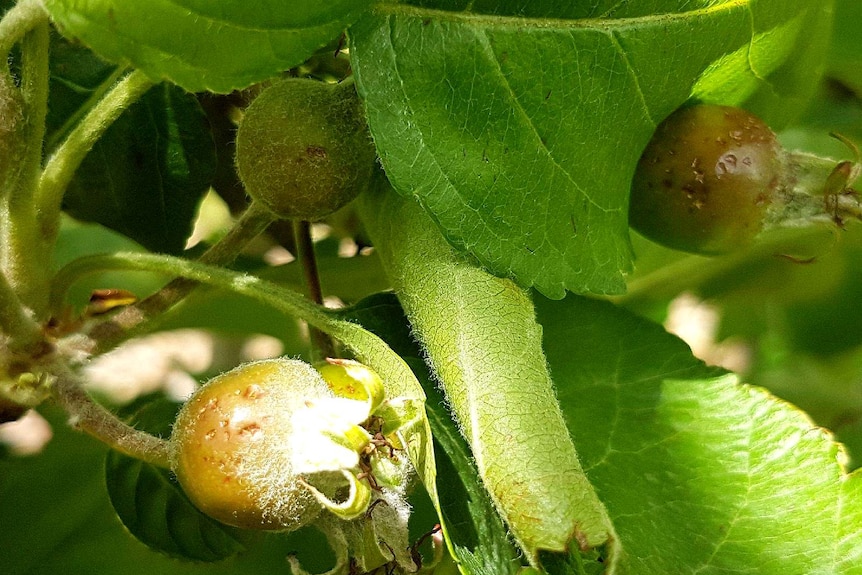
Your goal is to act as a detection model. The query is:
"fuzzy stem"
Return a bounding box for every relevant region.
[45,66,128,152]
[50,252,424,404]
[80,202,275,352]
[616,225,834,307]
[37,70,156,237]
[0,269,43,350]
[0,0,48,60]
[296,220,336,361]
[51,372,171,468]
[1,19,51,316]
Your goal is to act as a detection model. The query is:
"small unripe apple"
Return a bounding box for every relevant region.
[235,78,376,221]
[170,358,333,530]
[629,104,786,254]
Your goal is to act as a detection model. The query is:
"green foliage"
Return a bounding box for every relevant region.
[359,180,616,565]
[349,0,829,298]
[42,0,374,93]
[1,1,862,574]
[62,84,215,254]
[538,295,860,573]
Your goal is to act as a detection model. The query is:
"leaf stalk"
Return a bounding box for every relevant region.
[37,69,156,239]
[79,201,275,352]
[0,0,48,61]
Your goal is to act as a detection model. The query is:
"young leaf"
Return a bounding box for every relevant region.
[359,181,617,566]
[42,0,374,93]
[105,397,249,562]
[536,295,862,573]
[350,1,830,298]
[62,84,215,255]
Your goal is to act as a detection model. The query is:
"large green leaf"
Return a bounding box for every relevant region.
[350,0,831,298]
[43,0,373,93]
[62,84,215,255]
[828,0,862,92]
[536,295,862,573]
[359,182,616,566]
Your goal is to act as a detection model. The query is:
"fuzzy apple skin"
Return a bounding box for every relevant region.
[235,78,376,221]
[170,358,332,530]
[629,104,785,254]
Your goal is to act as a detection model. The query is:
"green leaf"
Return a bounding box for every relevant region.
[337,293,523,575]
[828,0,862,92]
[350,1,830,298]
[42,0,374,93]
[536,295,862,573]
[358,181,616,566]
[105,397,248,562]
[45,30,120,151]
[62,84,215,255]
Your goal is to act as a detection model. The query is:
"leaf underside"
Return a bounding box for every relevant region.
[43,0,374,93]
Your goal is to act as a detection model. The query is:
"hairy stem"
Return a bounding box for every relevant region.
[0,0,48,60]
[38,70,156,239]
[1,20,51,316]
[51,251,423,402]
[51,372,171,468]
[0,270,43,351]
[45,67,128,152]
[296,220,336,360]
[81,202,275,352]
[617,225,835,307]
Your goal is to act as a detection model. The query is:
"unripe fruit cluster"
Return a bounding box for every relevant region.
[235,78,377,221]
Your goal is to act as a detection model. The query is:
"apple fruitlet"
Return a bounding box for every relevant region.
[170,358,333,531]
[235,78,376,221]
[629,104,785,254]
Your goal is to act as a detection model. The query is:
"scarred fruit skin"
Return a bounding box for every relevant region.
[235,78,376,221]
[629,104,785,254]
[170,358,333,530]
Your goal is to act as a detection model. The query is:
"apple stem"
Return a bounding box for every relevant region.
[295,220,336,361]
[80,202,275,354]
[51,370,172,468]
[768,150,862,230]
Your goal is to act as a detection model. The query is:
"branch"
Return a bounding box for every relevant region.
[82,202,275,352]
[51,371,172,468]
